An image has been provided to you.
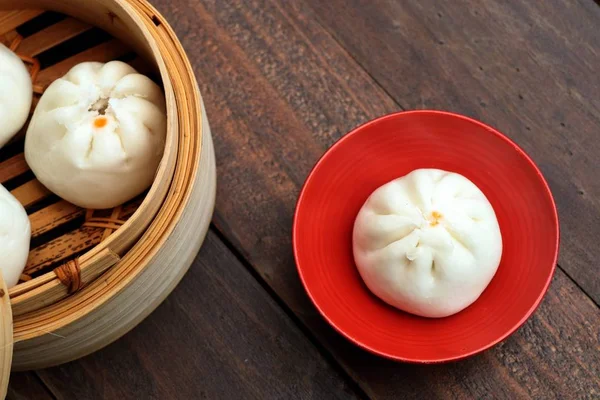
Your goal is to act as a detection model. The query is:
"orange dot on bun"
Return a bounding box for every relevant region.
[94,117,108,128]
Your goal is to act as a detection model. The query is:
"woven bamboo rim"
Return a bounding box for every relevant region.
[0,0,216,370]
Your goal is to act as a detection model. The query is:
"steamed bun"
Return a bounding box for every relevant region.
[0,184,30,288]
[352,169,502,318]
[25,61,166,209]
[0,44,32,148]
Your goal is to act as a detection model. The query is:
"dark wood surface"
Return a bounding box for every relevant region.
[34,232,359,400]
[8,0,600,399]
[6,373,52,400]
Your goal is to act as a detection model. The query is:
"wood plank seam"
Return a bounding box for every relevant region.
[558,267,600,308]
[32,372,58,400]
[297,3,406,115]
[210,224,372,400]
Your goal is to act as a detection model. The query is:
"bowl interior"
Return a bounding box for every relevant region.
[293,110,559,362]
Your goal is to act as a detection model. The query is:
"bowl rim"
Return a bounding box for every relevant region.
[292,109,560,363]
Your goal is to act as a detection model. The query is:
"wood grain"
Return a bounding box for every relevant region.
[148,0,600,398]
[0,9,42,35]
[34,231,359,400]
[25,227,103,274]
[29,200,83,238]
[6,373,54,400]
[0,154,28,184]
[303,0,600,304]
[10,180,51,208]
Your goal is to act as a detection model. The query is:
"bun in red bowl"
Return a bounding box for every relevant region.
[293,110,559,363]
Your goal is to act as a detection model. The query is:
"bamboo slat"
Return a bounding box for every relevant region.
[18,17,90,56]
[25,227,103,274]
[30,201,84,238]
[0,154,28,184]
[0,9,42,35]
[11,180,51,208]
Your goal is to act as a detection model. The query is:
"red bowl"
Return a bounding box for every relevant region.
[293,110,559,363]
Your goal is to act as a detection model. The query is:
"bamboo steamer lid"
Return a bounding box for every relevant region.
[0,0,216,371]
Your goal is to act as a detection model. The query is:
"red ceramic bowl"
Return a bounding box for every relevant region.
[293,110,559,363]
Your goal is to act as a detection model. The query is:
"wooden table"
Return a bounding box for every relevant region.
[8,0,600,398]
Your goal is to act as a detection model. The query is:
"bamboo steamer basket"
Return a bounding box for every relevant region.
[0,0,216,379]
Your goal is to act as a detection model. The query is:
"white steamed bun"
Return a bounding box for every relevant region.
[25,60,166,209]
[0,44,32,148]
[352,168,502,318]
[0,184,30,288]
